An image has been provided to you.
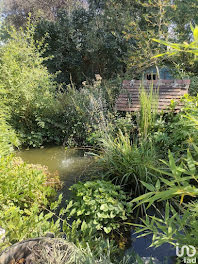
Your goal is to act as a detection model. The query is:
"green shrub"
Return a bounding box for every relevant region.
[63,180,132,243]
[189,75,198,96]
[0,155,61,248]
[148,95,198,158]
[0,111,19,156]
[0,21,63,147]
[55,80,109,147]
[0,19,124,148]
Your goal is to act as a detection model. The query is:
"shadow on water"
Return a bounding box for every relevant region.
[127,231,177,264]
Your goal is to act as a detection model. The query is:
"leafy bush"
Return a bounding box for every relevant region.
[0,155,61,248]
[98,131,157,195]
[0,21,63,147]
[189,75,198,96]
[64,180,132,241]
[35,9,128,86]
[55,79,110,147]
[149,95,198,158]
[0,19,124,148]
[0,111,19,156]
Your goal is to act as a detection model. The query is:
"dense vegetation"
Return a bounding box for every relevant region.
[1,0,198,263]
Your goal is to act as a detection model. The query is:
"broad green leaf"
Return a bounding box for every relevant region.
[100,204,109,212]
[81,221,87,232]
[104,226,112,234]
[132,192,154,203]
[155,180,160,190]
[140,181,155,192]
[186,149,196,175]
[193,26,198,42]
[165,202,169,223]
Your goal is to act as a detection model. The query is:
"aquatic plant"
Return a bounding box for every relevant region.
[98,131,157,195]
[66,180,132,233]
[138,82,159,139]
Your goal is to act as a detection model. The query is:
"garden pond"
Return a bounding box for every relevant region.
[18,146,177,264]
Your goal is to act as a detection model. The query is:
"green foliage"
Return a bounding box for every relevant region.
[138,83,159,139]
[153,24,198,64]
[132,149,198,207]
[2,0,84,27]
[63,180,131,253]
[0,19,124,148]
[189,75,198,96]
[35,9,128,86]
[153,25,198,58]
[169,0,198,43]
[4,0,198,84]
[131,147,198,250]
[0,21,65,147]
[148,95,198,158]
[0,111,19,156]
[54,76,127,147]
[124,0,171,76]
[0,155,61,248]
[64,180,132,242]
[55,79,108,147]
[98,131,157,195]
[75,241,152,264]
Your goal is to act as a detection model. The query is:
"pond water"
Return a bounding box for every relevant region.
[129,231,176,264]
[18,146,177,263]
[18,146,94,199]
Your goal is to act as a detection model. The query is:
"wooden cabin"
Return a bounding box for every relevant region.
[115,79,190,112]
[144,66,174,81]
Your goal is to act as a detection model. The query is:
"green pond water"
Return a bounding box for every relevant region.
[18,146,93,196]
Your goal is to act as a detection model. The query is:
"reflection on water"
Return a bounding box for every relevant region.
[17,146,93,185]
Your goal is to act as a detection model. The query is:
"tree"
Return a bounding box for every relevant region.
[35,7,128,86]
[123,0,173,77]
[170,0,198,43]
[2,0,86,27]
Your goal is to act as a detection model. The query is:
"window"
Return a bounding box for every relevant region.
[146,73,157,80]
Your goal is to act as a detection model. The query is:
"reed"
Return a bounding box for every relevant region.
[139,81,159,139]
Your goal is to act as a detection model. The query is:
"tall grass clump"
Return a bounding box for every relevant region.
[139,82,159,139]
[31,238,149,264]
[98,131,157,196]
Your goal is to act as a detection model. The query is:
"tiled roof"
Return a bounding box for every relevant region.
[116,80,190,112]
